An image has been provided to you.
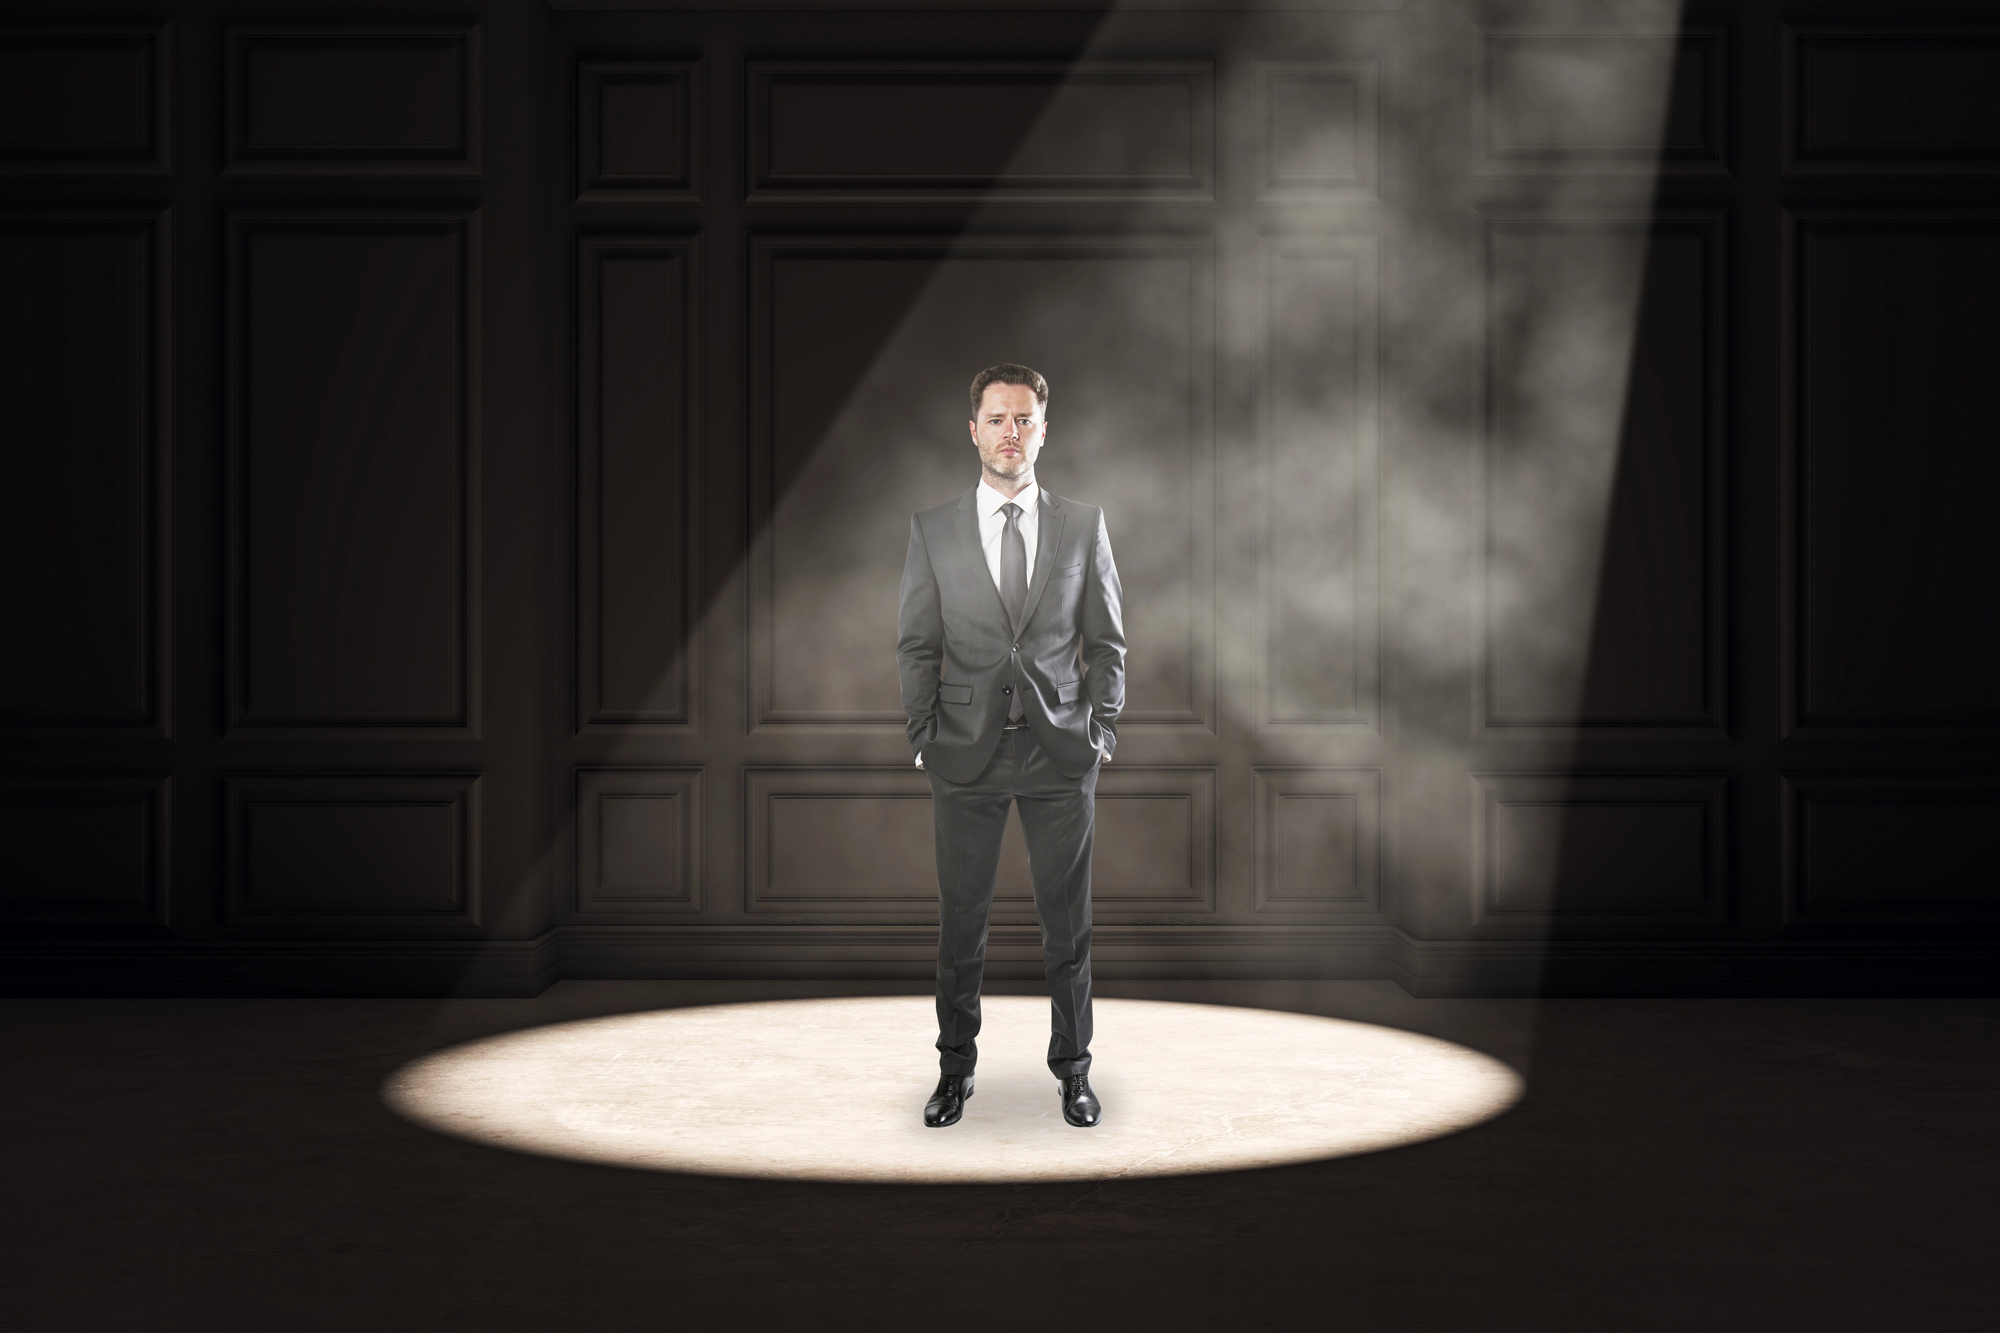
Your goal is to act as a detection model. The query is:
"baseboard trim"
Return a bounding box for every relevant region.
[3,927,1996,997]
[1389,936,2000,997]
[0,932,562,997]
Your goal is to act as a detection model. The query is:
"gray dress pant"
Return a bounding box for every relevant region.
[928,726,1096,1079]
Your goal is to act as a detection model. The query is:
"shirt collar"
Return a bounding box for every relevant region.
[977,477,1038,518]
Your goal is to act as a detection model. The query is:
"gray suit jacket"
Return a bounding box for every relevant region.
[896,485,1126,783]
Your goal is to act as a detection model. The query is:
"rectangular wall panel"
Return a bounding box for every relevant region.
[1479,29,1727,176]
[1482,214,1724,734]
[744,768,1034,911]
[754,771,942,909]
[576,61,699,202]
[1092,767,1215,909]
[226,213,478,732]
[225,775,478,932]
[0,213,168,732]
[1786,28,2000,174]
[0,26,170,175]
[575,768,702,915]
[1786,214,2000,733]
[1262,237,1378,728]
[0,776,167,924]
[748,63,1212,201]
[1254,768,1381,915]
[1255,61,1379,201]
[1784,777,2000,926]
[745,766,1213,914]
[576,236,699,729]
[745,768,984,911]
[1473,775,1727,931]
[225,26,478,175]
[747,236,1213,731]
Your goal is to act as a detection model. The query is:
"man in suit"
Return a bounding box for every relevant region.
[896,363,1126,1130]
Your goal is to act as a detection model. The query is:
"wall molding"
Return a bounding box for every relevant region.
[576,59,700,202]
[1477,209,1729,740]
[572,766,704,919]
[1255,59,1380,201]
[1780,208,2000,738]
[0,24,171,176]
[1475,27,1729,178]
[224,209,482,738]
[1783,25,2000,176]
[224,24,480,176]
[1781,774,2000,929]
[573,233,702,733]
[1470,772,1729,936]
[0,774,170,927]
[1258,233,1381,733]
[0,209,172,739]
[1252,766,1383,917]
[223,773,482,936]
[745,61,1214,203]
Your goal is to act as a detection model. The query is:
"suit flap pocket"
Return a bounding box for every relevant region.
[938,683,973,705]
[1055,679,1082,704]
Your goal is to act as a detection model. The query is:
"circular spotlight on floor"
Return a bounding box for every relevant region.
[384,996,1521,1183]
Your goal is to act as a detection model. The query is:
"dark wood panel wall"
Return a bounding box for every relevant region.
[3,0,1996,995]
[1,0,553,994]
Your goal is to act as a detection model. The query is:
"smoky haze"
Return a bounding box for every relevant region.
[583,0,1692,963]
[756,249,1205,727]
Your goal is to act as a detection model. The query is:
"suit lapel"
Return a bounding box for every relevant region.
[952,487,1012,631]
[1014,490,1066,633]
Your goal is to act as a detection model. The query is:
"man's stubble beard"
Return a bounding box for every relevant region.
[982,451,1033,487]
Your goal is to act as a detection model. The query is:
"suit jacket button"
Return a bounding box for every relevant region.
[1003,686,1012,694]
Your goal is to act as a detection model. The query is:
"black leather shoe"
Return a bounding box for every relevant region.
[1060,1073,1101,1127]
[924,1074,973,1127]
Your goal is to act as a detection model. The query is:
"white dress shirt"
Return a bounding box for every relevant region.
[974,476,1040,593]
[919,476,1040,768]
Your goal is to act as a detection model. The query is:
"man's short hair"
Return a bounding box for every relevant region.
[969,363,1049,418]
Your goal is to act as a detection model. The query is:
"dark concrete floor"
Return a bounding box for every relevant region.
[4,980,1996,1332]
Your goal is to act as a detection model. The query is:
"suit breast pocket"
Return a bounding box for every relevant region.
[1053,562,1083,580]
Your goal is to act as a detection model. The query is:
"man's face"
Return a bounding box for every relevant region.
[969,382,1047,482]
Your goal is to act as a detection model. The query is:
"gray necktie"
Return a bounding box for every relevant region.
[1001,502,1027,721]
